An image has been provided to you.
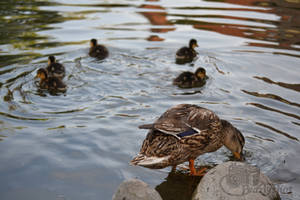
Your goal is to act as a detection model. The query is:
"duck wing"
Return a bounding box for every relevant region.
[47,63,65,78]
[173,72,194,83]
[176,46,190,56]
[139,104,222,139]
[96,45,109,58]
[48,77,67,92]
[173,72,196,88]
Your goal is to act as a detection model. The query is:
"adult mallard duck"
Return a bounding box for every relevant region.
[46,56,66,79]
[173,67,208,88]
[89,38,109,59]
[35,68,67,93]
[131,104,245,176]
[176,39,198,64]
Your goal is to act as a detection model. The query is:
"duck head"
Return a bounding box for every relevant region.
[189,39,198,49]
[90,38,97,48]
[36,68,48,81]
[221,120,245,161]
[195,67,206,80]
[48,55,56,65]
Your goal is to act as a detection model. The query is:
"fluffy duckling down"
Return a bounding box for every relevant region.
[173,67,208,88]
[36,68,67,93]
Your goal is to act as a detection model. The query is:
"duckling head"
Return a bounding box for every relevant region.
[195,67,206,80]
[36,68,48,81]
[189,39,198,49]
[222,120,245,161]
[90,38,97,48]
[48,55,56,65]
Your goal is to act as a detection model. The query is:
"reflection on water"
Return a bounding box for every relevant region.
[248,102,300,121]
[156,171,202,200]
[255,121,298,141]
[0,1,79,67]
[254,76,300,92]
[139,0,175,41]
[242,89,300,108]
[0,0,300,200]
[197,0,300,51]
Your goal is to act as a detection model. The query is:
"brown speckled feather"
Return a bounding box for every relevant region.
[140,104,221,137]
[132,104,224,169]
[46,62,65,79]
[89,45,109,59]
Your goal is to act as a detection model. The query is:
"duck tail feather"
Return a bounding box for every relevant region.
[130,154,170,167]
[138,124,154,129]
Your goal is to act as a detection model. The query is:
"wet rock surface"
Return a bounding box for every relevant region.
[192,161,281,200]
[113,179,162,200]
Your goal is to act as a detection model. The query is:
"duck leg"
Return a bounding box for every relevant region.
[171,165,177,172]
[189,159,207,176]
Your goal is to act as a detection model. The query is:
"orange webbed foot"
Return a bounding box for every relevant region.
[189,159,207,176]
[192,167,207,176]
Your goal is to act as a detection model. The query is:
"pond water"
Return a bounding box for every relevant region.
[0,0,300,200]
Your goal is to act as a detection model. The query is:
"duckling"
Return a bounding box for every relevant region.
[131,104,245,176]
[89,38,109,59]
[173,67,208,88]
[35,68,67,93]
[46,56,65,79]
[176,39,198,64]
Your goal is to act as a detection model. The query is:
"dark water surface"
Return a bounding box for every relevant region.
[0,0,300,200]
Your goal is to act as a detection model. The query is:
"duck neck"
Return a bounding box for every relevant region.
[221,120,244,157]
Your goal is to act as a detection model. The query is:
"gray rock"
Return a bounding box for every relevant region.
[192,161,280,200]
[113,179,162,200]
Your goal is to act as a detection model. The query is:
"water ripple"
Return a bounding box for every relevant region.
[0,1,300,200]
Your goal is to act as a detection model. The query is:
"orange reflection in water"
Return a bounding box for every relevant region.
[139,0,175,41]
[194,0,300,50]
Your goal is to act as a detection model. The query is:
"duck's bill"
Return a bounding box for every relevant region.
[138,124,154,129]
[233,152,244,161]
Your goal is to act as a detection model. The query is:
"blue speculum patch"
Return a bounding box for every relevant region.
[176,129,198,138]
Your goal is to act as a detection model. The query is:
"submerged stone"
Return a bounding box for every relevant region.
[192,161,280,200]
[113,179,162,200]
